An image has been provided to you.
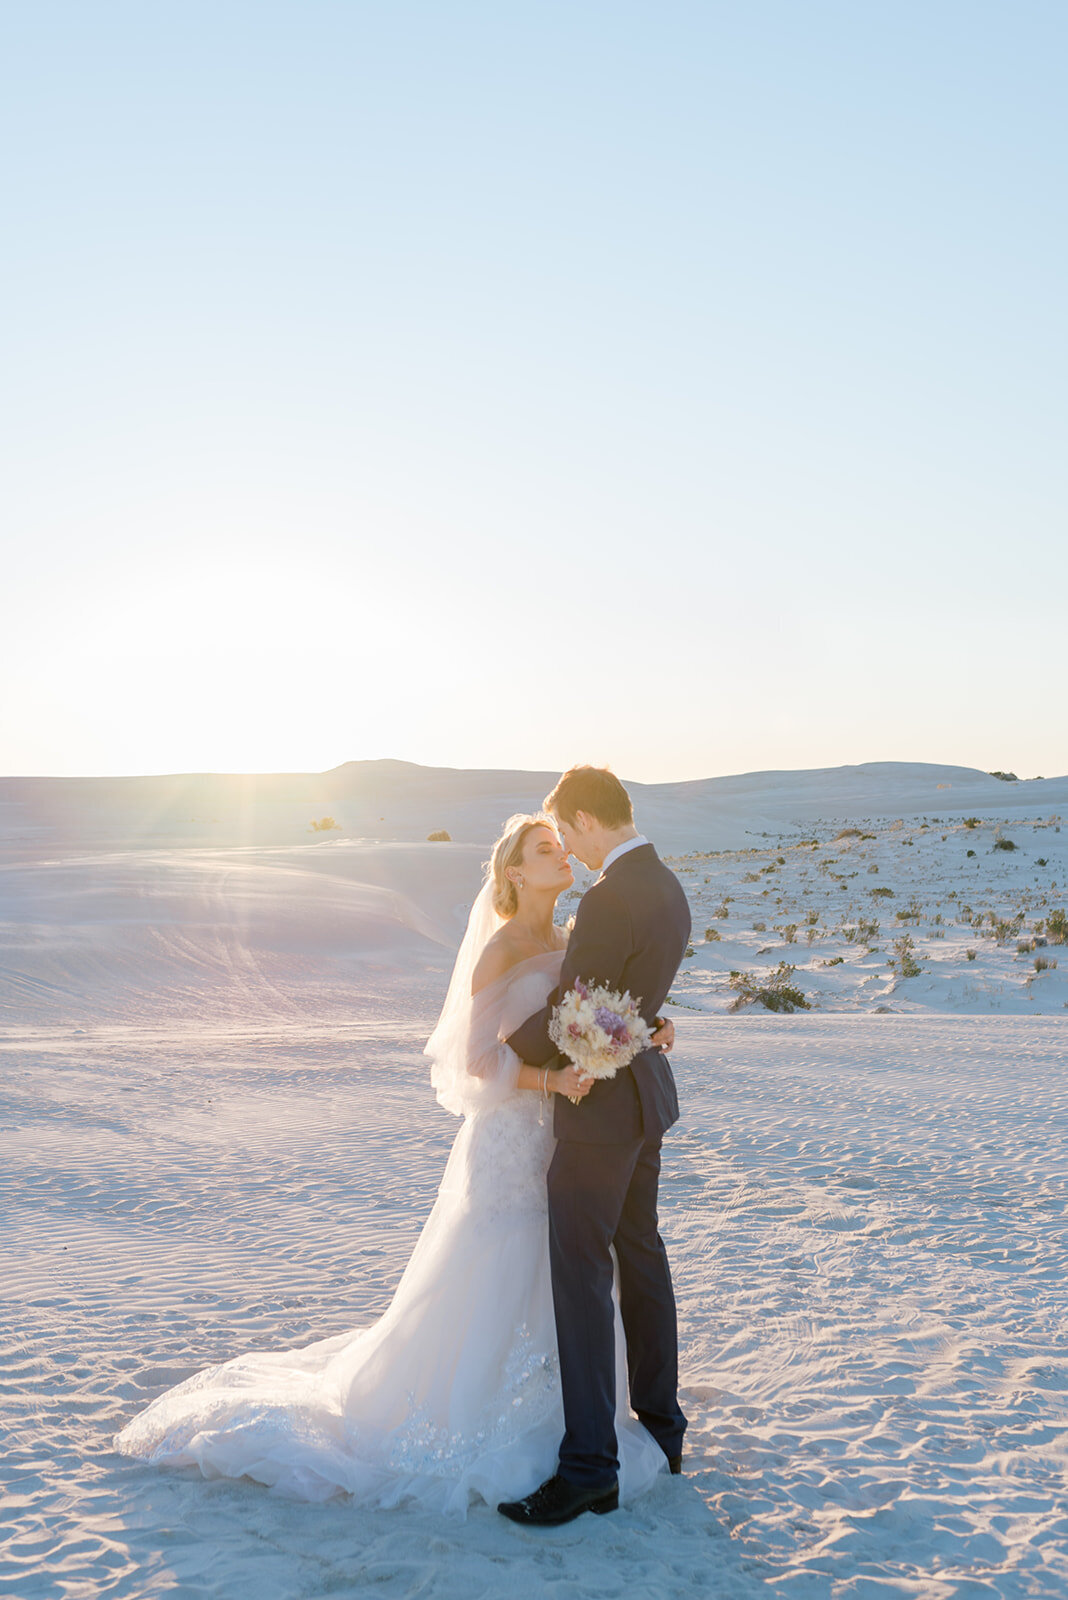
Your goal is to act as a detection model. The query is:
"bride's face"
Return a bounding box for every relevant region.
[518,824,574,897]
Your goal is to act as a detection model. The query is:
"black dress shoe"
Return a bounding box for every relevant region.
[498,1472,619,1526]
[667,1454,683,1475]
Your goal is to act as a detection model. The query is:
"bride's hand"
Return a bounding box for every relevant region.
[650,1016,675,1053]
[554,1064,593,1099]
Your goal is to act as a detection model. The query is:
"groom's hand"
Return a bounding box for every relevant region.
[651,1016,675,1053]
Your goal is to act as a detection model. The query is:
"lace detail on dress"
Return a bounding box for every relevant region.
[386,1325,558,1475]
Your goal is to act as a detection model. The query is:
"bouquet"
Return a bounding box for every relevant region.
[548,980,652,1104]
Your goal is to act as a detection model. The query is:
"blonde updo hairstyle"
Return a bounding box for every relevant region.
[488,812,555,920]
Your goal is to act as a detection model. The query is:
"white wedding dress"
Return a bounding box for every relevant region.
[115,896,668,1518]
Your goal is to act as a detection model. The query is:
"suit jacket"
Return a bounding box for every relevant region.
[506,842,691,1144]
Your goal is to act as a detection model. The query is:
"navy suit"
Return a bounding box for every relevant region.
[507,842,691,1487]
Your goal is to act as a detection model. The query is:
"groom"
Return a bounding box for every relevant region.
[498,766,691,1526]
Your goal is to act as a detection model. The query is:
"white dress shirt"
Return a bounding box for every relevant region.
[600,834,649,875]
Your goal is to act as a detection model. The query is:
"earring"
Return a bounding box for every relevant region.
[516,875,525,889]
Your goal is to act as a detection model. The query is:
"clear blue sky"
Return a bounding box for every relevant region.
[2,2,1065,781]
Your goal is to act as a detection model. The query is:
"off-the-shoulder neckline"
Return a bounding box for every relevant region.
[473,945,564,997]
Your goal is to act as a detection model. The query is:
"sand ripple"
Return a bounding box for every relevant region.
[2,1015,1067,1597]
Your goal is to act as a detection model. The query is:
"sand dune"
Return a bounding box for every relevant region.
[3,761,1063,1027]
[0,842,482,1026]
[4,757,1067,857]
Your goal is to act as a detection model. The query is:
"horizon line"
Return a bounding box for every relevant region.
[0,757,1061,787]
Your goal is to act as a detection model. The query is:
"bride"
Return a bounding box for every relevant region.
[115,814,675,1517]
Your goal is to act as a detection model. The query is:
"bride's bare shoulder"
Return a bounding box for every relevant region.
[471,928,522,995]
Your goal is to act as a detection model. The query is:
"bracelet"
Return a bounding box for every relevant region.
[541,1067,549,1098]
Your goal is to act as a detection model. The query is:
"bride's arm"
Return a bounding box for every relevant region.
[516,1061,592,1099]
[468,940,593,1098]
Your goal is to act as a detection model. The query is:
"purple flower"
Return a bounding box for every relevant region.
[574,980,589,1000]
[594,1006,628,1042]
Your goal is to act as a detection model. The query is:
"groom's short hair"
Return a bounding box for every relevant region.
[545,766,634,829]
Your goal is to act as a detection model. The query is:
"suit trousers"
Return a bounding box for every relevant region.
[546,1129,687,1488]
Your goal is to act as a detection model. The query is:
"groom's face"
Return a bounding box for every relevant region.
[555,811,600,871]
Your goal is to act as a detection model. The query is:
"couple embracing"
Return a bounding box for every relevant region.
[117,767,692,1526]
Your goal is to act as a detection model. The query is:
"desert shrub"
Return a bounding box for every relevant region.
[857,918,880,943]
[895,898,923,922]
[822,955,845,966]
[684,945,695,958]
[963,818,981,829]
[751,921,767,932]
[994,915,1024,943]
[427,829,452,842]
[1037,858,1048,867]
[728,962,810,1014]
[805,909,819,926]
[778,923,798,944]
[993,836,1017,852]
[871,886,895,899]
[990,771,1019,782]
[967,849,976,858]
[867,864,880,874]
[704,927,721,942]
[310,816,339,832]
[836,828,862,839]
[712,902,730,918]
[891,935,921,978]
[966,948,978,961]
[1034,956,1058,973]
[1047,908,1068,943]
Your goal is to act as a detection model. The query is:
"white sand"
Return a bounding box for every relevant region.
[2,759,1067,1597]
[666,809,1068,1018]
